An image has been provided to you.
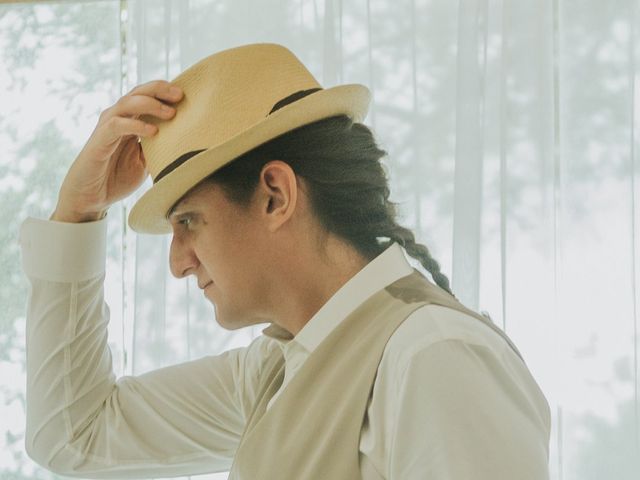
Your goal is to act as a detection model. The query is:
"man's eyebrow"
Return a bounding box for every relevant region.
[168,208,202,223]
[167,202,186,220]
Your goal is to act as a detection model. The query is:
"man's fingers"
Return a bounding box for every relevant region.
[108,95,177,124]
[103,116,156,143]
[127,80,183,102]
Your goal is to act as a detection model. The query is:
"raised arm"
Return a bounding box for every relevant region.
[19,80,272,478]
[20,215,268,478]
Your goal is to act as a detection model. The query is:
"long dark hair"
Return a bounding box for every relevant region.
[205,113,457,300]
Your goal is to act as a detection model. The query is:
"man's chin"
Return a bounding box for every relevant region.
[213,309,250,331]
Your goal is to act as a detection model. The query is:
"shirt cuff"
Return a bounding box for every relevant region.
[19,215,107,282]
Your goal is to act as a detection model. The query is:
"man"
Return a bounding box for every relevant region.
[20,43,551,479]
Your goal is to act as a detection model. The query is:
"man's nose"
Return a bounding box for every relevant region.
[169,235,198,278]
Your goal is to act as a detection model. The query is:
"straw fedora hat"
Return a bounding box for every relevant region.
[128,42,371,234]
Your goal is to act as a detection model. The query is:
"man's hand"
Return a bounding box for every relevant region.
[51,80,184,223]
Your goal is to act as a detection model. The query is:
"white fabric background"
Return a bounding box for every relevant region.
[0,0,639,479]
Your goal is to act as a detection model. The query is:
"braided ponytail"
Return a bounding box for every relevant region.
[380,222,456,300]
[206,113,457,300]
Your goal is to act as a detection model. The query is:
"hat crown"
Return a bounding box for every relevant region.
[129,42,370,234]
[140,43,321,180]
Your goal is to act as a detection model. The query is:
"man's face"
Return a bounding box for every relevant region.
[168,180,270,330]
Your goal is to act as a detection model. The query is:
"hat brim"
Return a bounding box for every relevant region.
[128,84,371,234]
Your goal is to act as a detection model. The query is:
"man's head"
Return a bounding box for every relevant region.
[164,114,457,335]
[128,44,456,334]
[167,158,340,333]
[128,43,371,234]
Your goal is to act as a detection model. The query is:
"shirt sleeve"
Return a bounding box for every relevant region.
[388,339,551,480]
[19,215,266,479]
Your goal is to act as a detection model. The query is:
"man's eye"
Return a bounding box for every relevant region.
[179,217,192,226]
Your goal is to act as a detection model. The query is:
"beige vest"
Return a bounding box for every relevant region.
[228,268,526,479]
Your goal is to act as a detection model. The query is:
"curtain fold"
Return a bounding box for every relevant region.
[453,0,483,311]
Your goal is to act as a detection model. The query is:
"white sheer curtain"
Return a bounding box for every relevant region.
[1,0,639,479]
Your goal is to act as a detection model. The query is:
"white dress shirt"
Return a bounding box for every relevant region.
[20,215,551,479]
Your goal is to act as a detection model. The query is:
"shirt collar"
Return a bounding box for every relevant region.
[261,242,415,354]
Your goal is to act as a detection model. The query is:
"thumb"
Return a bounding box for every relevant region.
[139,142,147,168]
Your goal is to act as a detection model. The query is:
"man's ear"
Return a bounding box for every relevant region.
[259,160,298,232]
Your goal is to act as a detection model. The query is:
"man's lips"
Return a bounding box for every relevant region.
[199,280,213,289]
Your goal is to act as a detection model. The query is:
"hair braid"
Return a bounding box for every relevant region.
[381,221,457,300]
[205,113,458,301]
